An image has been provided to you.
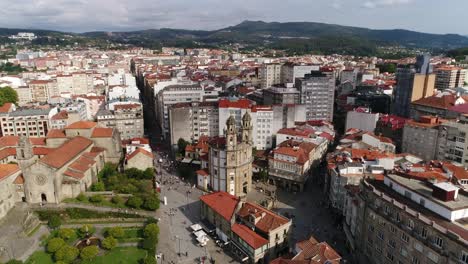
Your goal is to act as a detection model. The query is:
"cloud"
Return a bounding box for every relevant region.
[362,0,414,8]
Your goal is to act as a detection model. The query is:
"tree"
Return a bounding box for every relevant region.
[78,224,95,238]
[126,196,143,209]
[0,87,18,106]
[142,195,159,211]
[143,168,154,179]
[89,194,104,203]
[143,223,159,239]
[106,226,125,238]
[76,193,87,202]
[142,236,157,254]
[80,245,99,261]
[47,238,66,253]
[111,195,124,204]
[142,255,157,264]
[58,228,76,241]
[48,215,62,229]
[54,245,79,263]
[177,138,189,156]
[102,236,118,250]
[90,182,105,191]
[5,260,23,264]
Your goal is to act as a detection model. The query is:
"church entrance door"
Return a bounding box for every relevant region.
[41,193,47,202]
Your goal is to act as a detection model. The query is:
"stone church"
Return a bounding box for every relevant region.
[0,121,122,208]
[198,113,253,197]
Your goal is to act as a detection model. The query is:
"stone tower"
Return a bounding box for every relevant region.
[225,115,237,151]
[241,112,253,144]
[17,136,35,170]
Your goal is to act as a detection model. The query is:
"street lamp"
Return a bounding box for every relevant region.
[175,235,181,256]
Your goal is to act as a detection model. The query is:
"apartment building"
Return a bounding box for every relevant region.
[345,107,380,132]
[262,85,301,105]
[28,80,58,103]
[346,174,468,264]
[393,55,436,117]
[259,63,283,88]
[434,66,466,90]
[97,104,144,140]
[0,108,57,137]
[436,116,468,167]
[295,70,336,121]
[402,116,446,161]
[281,63,319,84]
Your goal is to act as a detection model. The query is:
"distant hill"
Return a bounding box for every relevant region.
[2,21,468,54]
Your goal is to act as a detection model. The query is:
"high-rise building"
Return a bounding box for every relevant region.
[259,63,282,88]
[295,69,336,121]
[393,55,436,117]
[434,66,467,90]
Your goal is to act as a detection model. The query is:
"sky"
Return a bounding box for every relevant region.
[0,0,466,35]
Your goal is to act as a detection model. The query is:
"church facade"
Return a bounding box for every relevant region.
[204,113,254,197]
[0,121,122,208]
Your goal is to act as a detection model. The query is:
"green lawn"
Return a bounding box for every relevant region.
[63,198,128,209]
[26,247,147,264]
[25,251,54,264]
[118,228,143,243]
[81,247,147,264]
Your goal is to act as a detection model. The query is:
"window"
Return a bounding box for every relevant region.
[400,247,408,257]
[390,225,397,234]
[414,242,423,252]
[462,251,468,264]
[378,231,384,240]
[434,236,443,248]
[386,252,394,261]
[401,233,409,243]
[427,251,438,263]
[407,219,414,230]
[388,239,396,248]
[396,212,401,222]
[412,256,420,264]
[421,227,427,238]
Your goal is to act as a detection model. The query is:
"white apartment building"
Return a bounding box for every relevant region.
[0,108,58,137]
[259,63,283,88]
[434,66,467,90]
[281,63,319,84]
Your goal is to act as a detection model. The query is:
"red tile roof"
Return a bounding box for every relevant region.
[237,202,290,233]
[40,137,93,169]
[200,191,239,221]
[218,98,254,109]
[14,175,24,184]
[33,147,54,155]
[47,129,67,138]
[196,169,209,177]
[65,121,97,129]
[127,147,153,160]
[91,127,113,138]
[412,94,468,110]
[0,103,14,113]
[51,110,68,120]
[0,164,20,181]
[231,224,269,249]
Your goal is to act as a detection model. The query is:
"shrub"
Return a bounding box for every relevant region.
[54,245,79,263]
[91,182,105,192]
[48,215,62,229]
[142,195,159,211]
[143,223,159,239]
[89,194,104,203]
[6,260,23,264]
[78,224,95,238]
[76,193,87,202]
[80,245,99,261]
[55,261,67,264]
[102,236,117,250]
[106,226,125,238]
[142,236,157,255]
[126,196,143,209]
[57,228,76,241]
[142,255,157,264]
[47,237,65,253]
[111,195,124,204]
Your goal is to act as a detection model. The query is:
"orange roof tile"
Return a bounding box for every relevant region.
[46,129,67,138]
[0,103,14,113]
[237,202,290,233]
[65,121,97,129]
[0,164,20,181]
[231,224,269,249]
[40,137,93,169]
[127,147,153,160]
[200,191,239,221]
[91,127,113,138]
[14,175,24,184]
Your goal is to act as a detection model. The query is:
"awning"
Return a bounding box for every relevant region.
[190,224,203,232]
[192,160,201,165]
[181,158,193,163]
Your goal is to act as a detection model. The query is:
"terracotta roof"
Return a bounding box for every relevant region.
[14,175,24,184]
[0,164,20,181]
[64,169,85,179]
[127,147,153,160]
[292,239,341,264]
[231,224,269,249]
[237,202,290,233]
[91,127,113,138]
[33,147,54,155]
[47,129,67,138]
[51,110,68,120]
[200,191,239,221]
[196,169,209,177]
[40,137,93,169]
[0,103,14,113]
[412,94,468,110]
[122,137,150,145]
[65,121,97,129]
[218,98,253,109]
[90,146,105,153]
